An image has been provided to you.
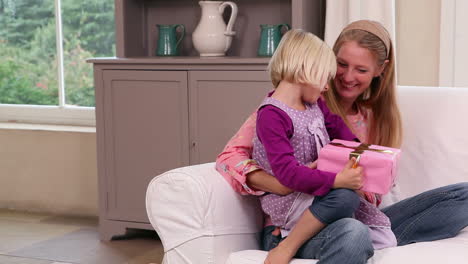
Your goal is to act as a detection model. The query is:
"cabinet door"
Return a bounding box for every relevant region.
[102,70,189,222]
[189,71,271,164]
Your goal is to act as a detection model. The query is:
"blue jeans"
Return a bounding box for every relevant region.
[263,189,372,264]
[310,188,360,224]
[262,183,468,262]
[262,218,373,264]
[381,182,468,246]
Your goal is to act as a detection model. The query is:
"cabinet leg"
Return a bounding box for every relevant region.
[99,220,127,241]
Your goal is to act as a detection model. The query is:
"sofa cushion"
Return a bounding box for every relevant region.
[227,250,314,264]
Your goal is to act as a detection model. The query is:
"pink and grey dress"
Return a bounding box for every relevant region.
[253,97,331,236]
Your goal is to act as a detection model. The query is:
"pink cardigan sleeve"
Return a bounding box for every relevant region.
[215,112,265,195]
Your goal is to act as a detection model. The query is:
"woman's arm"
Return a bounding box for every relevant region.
[247,160,320,196]
[215,111,293,196]
[247,170,293,196]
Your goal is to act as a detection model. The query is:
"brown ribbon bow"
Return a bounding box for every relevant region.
[329,142,395,166]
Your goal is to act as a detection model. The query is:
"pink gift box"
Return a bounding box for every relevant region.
[317,139,401,194]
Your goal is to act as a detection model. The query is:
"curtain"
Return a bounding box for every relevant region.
[324,0,396,47]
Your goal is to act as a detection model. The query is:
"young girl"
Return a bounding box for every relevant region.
[251,29,376,264]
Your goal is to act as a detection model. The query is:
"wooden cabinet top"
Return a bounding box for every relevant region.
[87,57,270,70]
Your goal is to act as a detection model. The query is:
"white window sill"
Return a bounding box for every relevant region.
[0,122,95,133]
[0,104,95,127]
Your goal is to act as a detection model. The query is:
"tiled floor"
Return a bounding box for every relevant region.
[0,209,164,264]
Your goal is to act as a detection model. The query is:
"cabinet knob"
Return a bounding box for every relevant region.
[191,141,197,148]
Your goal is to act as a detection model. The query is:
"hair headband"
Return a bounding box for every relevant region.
[341,20,391,58]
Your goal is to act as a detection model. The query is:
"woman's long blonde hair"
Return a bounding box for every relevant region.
[324,25,403,148]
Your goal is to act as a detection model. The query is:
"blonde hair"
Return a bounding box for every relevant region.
[324,21,403,148]
[268,29,336,89]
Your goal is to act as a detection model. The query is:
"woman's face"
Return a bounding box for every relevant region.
[333,41,383,103]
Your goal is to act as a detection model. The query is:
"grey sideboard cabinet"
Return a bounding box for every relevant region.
[89,58,273,240]
[89,0,325,240]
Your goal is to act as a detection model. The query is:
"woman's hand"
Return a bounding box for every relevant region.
[333,158,363,190]
[247,170,293,196]
[355,190,366,197]
[306,160,318,169]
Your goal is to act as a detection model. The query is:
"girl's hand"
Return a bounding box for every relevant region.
[333,158,363,190]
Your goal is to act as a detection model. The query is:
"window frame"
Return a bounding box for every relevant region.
[0,104,95,126]
[0,0,98,127]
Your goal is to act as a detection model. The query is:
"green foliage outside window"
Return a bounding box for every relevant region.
[0,0,115,106]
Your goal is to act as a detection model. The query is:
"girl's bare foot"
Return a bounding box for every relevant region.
[264,243,295,264]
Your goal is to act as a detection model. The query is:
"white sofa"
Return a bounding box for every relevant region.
[146,86,468,264]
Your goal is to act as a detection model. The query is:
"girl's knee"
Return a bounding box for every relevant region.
[310,189,360,223]
[333,189,360,211]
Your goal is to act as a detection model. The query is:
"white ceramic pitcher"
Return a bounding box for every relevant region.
[192,1,238,56]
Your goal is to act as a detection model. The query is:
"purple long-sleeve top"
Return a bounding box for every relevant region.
[256,97,358,196]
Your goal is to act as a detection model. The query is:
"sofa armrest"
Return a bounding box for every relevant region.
[146,162,264,263]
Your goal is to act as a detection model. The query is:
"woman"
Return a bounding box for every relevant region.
[216,20,468,263]
[325,20,468,247]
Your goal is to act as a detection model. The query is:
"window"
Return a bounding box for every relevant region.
[0,0,115,125]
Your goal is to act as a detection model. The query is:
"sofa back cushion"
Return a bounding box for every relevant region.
[394,86,468,201]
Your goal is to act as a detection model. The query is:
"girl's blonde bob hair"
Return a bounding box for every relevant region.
[268,29,336,89]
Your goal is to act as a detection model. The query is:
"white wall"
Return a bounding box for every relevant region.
[0,127,98,217]
[396,0,440,86]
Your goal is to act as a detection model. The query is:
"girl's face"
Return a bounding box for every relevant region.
[302,81,328,104]
[333,41,384,103]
